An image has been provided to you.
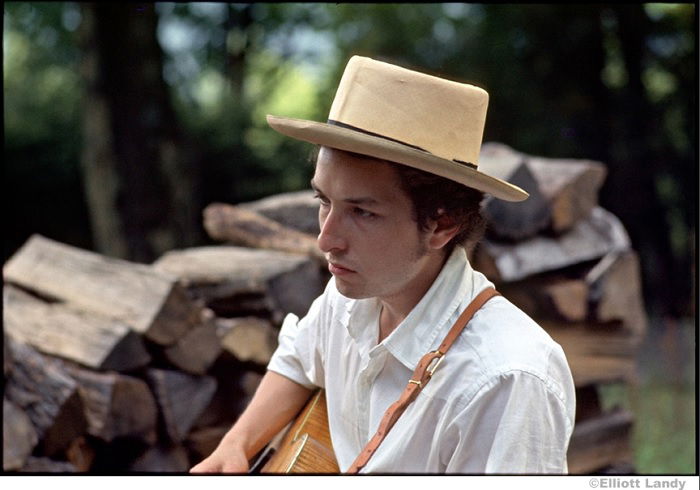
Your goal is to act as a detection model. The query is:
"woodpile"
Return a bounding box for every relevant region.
[3,142,646,473]
[3,235,327,472]
[475,142,646,473]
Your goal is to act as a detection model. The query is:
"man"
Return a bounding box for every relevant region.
[191,55,576,474]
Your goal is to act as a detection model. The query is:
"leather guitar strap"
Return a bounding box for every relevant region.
[346,287,500,474]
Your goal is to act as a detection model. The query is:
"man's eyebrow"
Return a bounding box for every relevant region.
[310,180,380,205]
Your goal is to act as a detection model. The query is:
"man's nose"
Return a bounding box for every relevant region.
[317,207,347,254]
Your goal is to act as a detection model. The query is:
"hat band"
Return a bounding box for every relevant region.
[327,119,477,170]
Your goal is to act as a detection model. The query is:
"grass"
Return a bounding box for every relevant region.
[598,318,696,475]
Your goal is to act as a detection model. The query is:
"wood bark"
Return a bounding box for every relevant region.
[543,322,643,387]
[3,398,39,471]
[480,142,607,237]
[474,206,631,283]
[153,245,326,318]
[65,435,96,472]
[130,444,191,472]
[499,277,590,323]
[4,330,12,378]
[63,365,158,444]
[145,369,217,443]
[203,202,325,262]
[567,408,634,474]
[479,143,551,240]
[19,457,78,473]
[586,250,648,335]
[217,317,279,366]
[162,320,222,375]
[4,338,87,457]
[527,155,607,234]
[3,234,200,345]
[240,190,321,235]
[498,249,647,334]
[3,284,151,372]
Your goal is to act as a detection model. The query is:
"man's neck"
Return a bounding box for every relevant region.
[377,249,451,343]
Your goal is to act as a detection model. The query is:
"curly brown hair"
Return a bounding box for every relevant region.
[389,161,486,256]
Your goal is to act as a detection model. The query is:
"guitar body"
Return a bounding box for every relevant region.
[260,390,339,474]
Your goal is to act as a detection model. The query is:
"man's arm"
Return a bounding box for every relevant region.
[190,370,314,473]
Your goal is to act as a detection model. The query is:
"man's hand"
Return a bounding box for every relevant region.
[189,439,249,474]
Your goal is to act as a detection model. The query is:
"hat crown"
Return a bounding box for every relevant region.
[328,56,488,166]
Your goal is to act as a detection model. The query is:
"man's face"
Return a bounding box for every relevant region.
[311,147,440,303]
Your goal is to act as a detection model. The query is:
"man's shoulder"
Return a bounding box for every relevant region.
[447,293,572,396]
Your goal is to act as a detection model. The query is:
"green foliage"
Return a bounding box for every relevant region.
[600,380,696,474]
[3,2,696,316]
[4,2,89,260]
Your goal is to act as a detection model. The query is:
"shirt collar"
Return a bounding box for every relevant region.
[342,248,486,370]
[381,247,475,370]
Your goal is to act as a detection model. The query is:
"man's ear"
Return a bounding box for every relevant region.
[427,210,461,250]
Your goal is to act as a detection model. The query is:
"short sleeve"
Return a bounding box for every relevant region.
[266,279,335,389]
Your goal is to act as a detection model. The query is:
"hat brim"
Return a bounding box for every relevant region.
[267,115,529,202]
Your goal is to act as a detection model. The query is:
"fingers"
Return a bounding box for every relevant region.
[189,455,249,474]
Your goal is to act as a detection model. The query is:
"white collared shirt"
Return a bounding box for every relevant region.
[267,247,576,474]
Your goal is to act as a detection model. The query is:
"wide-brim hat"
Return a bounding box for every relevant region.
[267,56,528,202]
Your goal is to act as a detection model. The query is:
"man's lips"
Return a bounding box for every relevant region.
[328,262,356,275]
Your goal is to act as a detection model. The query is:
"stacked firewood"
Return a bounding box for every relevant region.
[473,143,646,473]
[3,142,645,473]
[3,235,327,472]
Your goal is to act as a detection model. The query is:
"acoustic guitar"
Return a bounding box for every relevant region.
[254,390,339,474]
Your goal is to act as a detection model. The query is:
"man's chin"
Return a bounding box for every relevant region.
[334,280,370,300]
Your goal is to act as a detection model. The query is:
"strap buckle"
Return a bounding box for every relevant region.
[408,350,446,388]
[426,351,445,377]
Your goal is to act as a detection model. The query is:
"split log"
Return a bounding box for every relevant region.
[63,365,158,444]
[3,284,151,372]
[203,202,324,261]
[586,250,648,335]
[3,398,39,471]
[567,408,634,474]
[474,206,631,283]
[4,330,12,378]
[130,444,191,472]
[500,277,590,323]
[498,249,647,335]
[3,234,200,345]
[543,322,643,387]
[217,317,279,366]
[191,369,263,431]
[153,246,326,318]
[526,155,607,234]
[4,337,87,456]
[162,318,222,375]
[480,142,607,236]
[146,369,217,443]
[20,457,78,473]
[240,190,321,235]
[479,143,551,240]
[65,435,96,472]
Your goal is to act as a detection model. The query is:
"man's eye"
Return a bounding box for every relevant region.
[354,207,376,219]
[313,193,330,205]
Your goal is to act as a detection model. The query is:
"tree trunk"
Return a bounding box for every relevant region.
[78,3,199,263]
